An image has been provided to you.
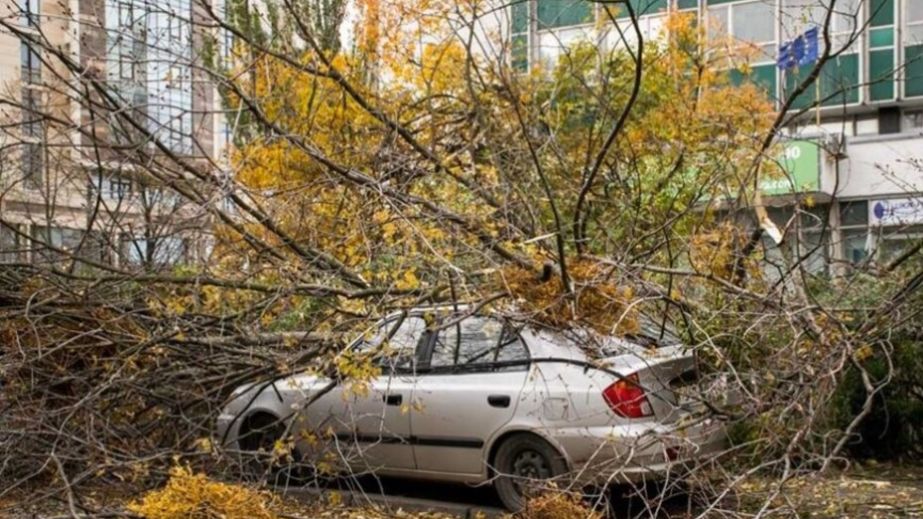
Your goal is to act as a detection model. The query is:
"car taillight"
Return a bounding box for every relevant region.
[602,373,653,418]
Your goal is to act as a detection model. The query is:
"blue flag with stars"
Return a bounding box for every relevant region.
[778,26,819,69]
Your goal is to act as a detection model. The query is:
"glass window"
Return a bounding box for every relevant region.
[604,12,667,50]
[842,228,870,264]
[512,34,529,71]
[537,0,593,29]
[355,315,427,371]
[511,0,528,34]
[21,142,42,187]
[1,224,22,263]
[877,228,923,263]
[904,109,923,129]
[870,0,894,27]
[22,88,41,137]
[109,177,133,199]
[708,1,776,61]
[20,42,41,84]
[120,235,186,267]
[430,316,528,370]
[908,0,923,33]
[734,2,774,43]
[797,230,829,273]
[31,226,86,264]
[706,4,729,41]
[839,200,868,226]
[21,0,40,28]
[904,1,923,97]
[89,173,135,200]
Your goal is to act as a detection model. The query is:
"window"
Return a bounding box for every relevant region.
[839,200,870,265]
[510,1,529,71]
[876,227,923,263]
[538,25,595,67]
[89,173,133,200]
[355,315,427,371]
[110,177,133,199]
[430,316,528,371]
[31,226,86,264]
[21,0,40,28]
[20,42,41,84]
[537,0,593,29]
[22,88,41,137]
[905,0,923,97]
[867,0,896,101]
[906,0,923,44]
[604,11,668,51]
[904,109,923,130]
[120,235,186,266]
[708,1,777,62]
[21,142,43,188]
[1,223,22,263]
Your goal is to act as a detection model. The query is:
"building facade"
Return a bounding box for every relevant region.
[0,0,222,269]
[508,0,923,273]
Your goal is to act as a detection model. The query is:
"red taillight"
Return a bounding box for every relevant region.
[602,373,653,418]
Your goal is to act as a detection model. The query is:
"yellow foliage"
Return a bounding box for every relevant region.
[127,466,278,519]
[520,492,602,519]
[689,222,758,282]
[502,260,638,336]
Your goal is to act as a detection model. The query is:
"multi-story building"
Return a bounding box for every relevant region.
[0,0,222,269]
[507,0,923,273]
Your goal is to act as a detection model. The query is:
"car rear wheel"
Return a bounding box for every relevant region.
[493,433,568,511]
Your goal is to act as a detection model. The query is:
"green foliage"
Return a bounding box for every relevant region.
[831,339,923,460]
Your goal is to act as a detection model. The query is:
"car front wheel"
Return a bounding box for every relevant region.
[493,433,568,511]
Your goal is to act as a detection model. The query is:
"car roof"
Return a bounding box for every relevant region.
[380,305,685,354]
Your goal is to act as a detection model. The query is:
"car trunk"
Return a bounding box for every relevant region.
[607,345,701,423]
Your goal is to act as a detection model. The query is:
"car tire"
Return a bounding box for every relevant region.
[493,433,568,512]
[238,413,301,485]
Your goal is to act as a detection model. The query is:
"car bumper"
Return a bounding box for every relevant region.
[548,416,727,485]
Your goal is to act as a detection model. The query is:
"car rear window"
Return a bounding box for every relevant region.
[635,314,684,346]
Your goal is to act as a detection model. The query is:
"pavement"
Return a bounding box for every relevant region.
[277,476,507,517]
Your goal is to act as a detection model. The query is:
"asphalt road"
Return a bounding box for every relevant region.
[276,474,695,518]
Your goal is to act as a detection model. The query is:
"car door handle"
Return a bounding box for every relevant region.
[384,394,402,406]
[488,395,511,408]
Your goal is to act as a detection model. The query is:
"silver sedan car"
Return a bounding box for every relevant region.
[216,306,727,510]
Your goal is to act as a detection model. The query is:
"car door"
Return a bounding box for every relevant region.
[410,314,530,476]
[299,313,426,472]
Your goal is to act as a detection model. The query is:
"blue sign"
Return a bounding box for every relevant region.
[778,26,819,70]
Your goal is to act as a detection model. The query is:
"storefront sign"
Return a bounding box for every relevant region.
[870,198,923,226]
[761,140,821,195]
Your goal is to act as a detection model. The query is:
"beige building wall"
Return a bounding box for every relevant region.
[0,0,219,267]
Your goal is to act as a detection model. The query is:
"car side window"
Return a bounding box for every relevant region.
[430,316,528,372]
[356,315,426,372]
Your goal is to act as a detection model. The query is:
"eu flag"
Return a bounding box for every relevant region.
[778,26,819,70]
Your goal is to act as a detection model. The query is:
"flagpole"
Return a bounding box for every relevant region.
[816,70,821,129]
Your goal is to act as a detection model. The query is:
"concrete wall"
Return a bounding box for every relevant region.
[837,133,923,199]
